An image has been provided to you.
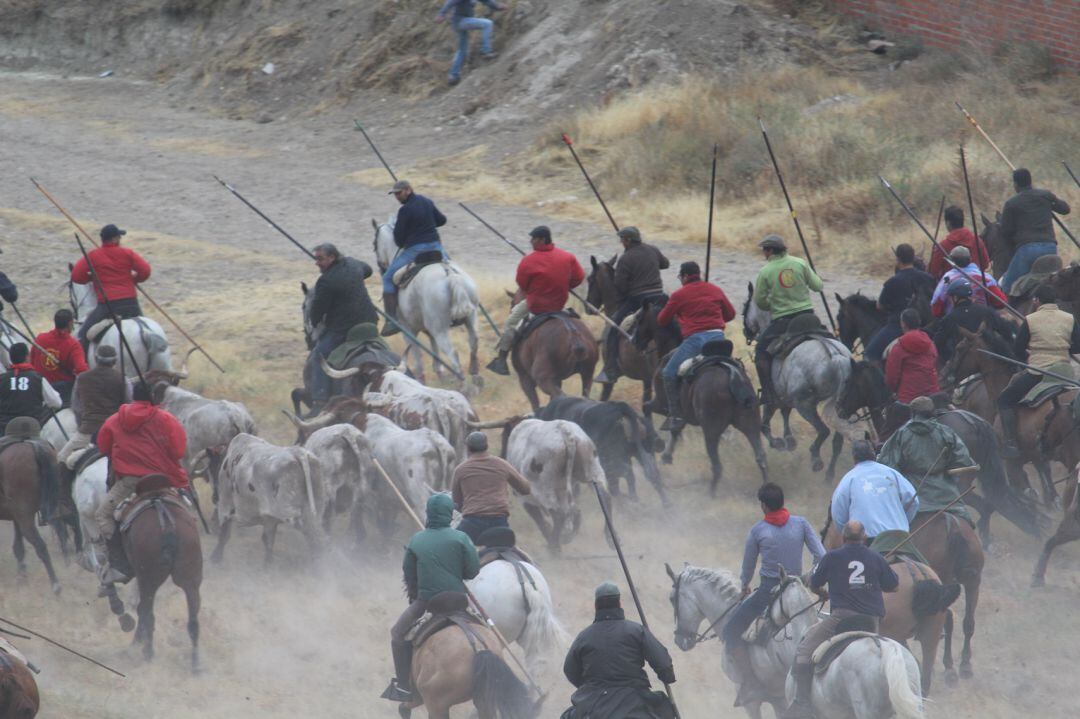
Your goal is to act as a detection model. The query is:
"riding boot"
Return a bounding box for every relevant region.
[54,465,77,521]
[486,350,511,376]
[1000,407,1021,459]
[98,531,132,589]
[381,294,402,337]
[780,664,817,719]
[36,449,58,527]
[381,640,415,702]
[594,330,621,384]
[661,376,685,432]
[755,356,778,409]
[728,642,768,706]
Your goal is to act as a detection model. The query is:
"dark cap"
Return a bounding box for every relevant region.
[679,261,701,277]
[946,278,972,298]
[100,224,126,242]
[94,344,118,365]
[893,243,915,264]
[758,234,786,251]
[595,581,620,601]
[529,226,552,242]
[388,180,412,194]
[465,431,489,453]
[617,226,642,243]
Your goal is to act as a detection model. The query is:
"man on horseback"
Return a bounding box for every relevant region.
[997,284,1080,458]
[594,227,670,384]
[0,343,62,436]
[30,309,87,405]
[486,226,585,376]
[451,431,531,543]
[58,345,127,469]
[928,206,991,280]
[933,278,1014,363]
[930,246,1007,318]
[655,261,735,431]
[70,224,150,351]
[382,180,447,337]
[865,244,933,365]
[385,493,480,703]
[0,270,16,310]
[831,440,919,541]
[885,308,939,403]
[752,235,824,411]
[562,582,676,719]
[999,168,1071,295]
[308,242,377,411]
[784,520,899,719]
[94,381,188,590]
[723,483,825,706]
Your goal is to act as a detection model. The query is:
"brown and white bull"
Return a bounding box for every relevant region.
[153,384,257,481]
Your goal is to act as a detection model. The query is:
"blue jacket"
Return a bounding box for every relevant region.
[831,460,919,537]
[811,543,898,617]
[393,193,447,249]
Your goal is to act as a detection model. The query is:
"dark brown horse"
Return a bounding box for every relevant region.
[0,645,38,719]
[511,307,598,413]
[1030,400,1080,586]
[586,257,681,413]
[979,213,1013,279]
[835,292,886,354]
[0,442,61,595]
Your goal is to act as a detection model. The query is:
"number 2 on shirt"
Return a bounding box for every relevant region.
[847,560,866,586]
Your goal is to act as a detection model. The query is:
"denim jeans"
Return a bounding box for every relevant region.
[1001,242,1056,294]
[311,329,347,402]
[381,241,444,295]
[721,575,780,646]
[864,319,902,363]
[457,514,509,544]
[449,17,493,81]
[662,330,726,380]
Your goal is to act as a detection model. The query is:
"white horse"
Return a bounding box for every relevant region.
[371,218,481,391]
[742,282,867,482]
[39,408,77,452]
[72,456,109,571]
[667,563,924,719]
[467,556,569,676]
[69,277,172,377]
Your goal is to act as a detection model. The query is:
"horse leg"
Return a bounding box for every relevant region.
[661,426,682,465]
[1035,460,1060,510]
[12,523,26,578]
[136,582,157,661]
[210,517,233,564]
[916,614,945,696]
[738,413,770,484]
[18,516,60,595]
[262,522,279,565]
[183,584,201,673]
[523,504,556,551]
[967,493,994,547]
[52,520,70,562]
[518,374,543,414]
[703,423,724,496]
[795,404,830,473]
[942,609,958,686]
[641,377,653,422]
[958,572,980,678]
[781,407,797,451]
[760,403,782,450]
[465,314,481,384]
[599,381,614,401]
[1032,512,1080,587]
[825,431,844,484]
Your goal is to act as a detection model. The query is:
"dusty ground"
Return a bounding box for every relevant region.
[1,69,1079,719]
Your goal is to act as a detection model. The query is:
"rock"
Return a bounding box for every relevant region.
[261,62,275,75]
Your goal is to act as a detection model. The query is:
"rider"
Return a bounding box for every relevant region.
[382,180,448,336]
[0,343,62,435]
[831,440,919,542]
[30,309,88,405]
[997,284,1080,458]
[865,244,934,364]
[928,206,991,280]
[783,520,899,719]
[722,482,825,707]
[930,245,1006,318]
[562,582,676,719]
[70,224,151,352]
[932,278,1014,363]
[450,431,531,543]
[877,396,976,525]
[308,243,377,412]
[486,226,585,376]
[595,226,670,384]
[58,344,128,469]
[655,261,735,431]
[752,234,824,411]
[999,168,1071,294]
[0,269,17,319]
[385,493,480,703]
[884,308,939,403]
[94,380,188,589]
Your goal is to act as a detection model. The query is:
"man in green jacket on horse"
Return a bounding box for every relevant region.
[383,493,480,703]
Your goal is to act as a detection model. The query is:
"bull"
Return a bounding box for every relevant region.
[153,384,257,482]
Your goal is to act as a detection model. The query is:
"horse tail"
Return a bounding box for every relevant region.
[912,579,962,618]
[446,269,475,323]
[961,410,1044,537]
[296,450,318,520]
[472,649,536,719]
[156,499,179,571]
[521,567,571,659]
[567,320,588,361]
[880,640,925,719]
[615,400,661,454]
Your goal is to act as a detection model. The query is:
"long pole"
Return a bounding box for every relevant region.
[955,103,1079,251]
[0,313,70,440]
[931,195,946,242]
[1065,162,1080,190]
[560,134,621,233]
[878,176,1025,322]
[959,146,989,287]
[0,616,125,677]
[758,118,837,333]
[457,203,633,341]
[705,143,718,281]
[367,456,544,698]
[885,484,978,560]
[590,480,681,718]
[213,177,464,380]
[978,348,1080,386]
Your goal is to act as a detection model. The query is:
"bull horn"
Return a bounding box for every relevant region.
[466,413,533,430]
[320,357,361,379]
[174,347,199,379]
[190,449,208,466]
[280,409,337,433]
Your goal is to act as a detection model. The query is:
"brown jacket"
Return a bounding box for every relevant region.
[451,453,531,517]
[72,365,128,435]
[614,243,669,300]
[1024,303,1077,371]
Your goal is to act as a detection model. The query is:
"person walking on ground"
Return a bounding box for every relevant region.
[70,224,150,351]
[831,440,919,541]
[382,180,448,336]
[437,0,506,86]
[999,168,1071,294]
[450,431,532,543]
[31,309,88,405]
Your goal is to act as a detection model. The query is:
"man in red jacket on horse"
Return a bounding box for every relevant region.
[71,224,151,351]
[884,308,940,404]
[30,309,88,405]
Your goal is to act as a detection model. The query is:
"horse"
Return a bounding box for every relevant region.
[510,301,599,413]
[666,564,924,719]
[979,213,1013,279]
[372,219,481,391]
[0,641,39,719]
[68,274,172,377]
[585,256,680,414]
[835,292,886,354]
[0,441,61,595]
[742,282,859,481]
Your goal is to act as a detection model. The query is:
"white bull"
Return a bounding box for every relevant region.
[210,434,325,564]
[301,424,378,544]
[154,385,257,478]
[506,418,607,551]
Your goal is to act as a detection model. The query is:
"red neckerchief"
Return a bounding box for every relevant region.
[763,508,790,527]
[10,362,34,375]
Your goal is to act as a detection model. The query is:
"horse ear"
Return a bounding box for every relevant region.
[371,218,378,231]
[505,288,515,298]
[609,254,618,266]
[68,262,74,272]
[835,292,844,304]
[747,281,754,294]
[301,281,309,294]
[976,321,986,335]
[590,255,598,270]
[779,565,789,581]
[665,562,677,581]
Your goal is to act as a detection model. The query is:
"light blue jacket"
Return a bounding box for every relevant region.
[831,460,919,537]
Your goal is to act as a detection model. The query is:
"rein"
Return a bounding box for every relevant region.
[672,571,741,648]
[766,579,826,641]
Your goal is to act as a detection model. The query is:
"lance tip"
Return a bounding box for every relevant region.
[561,133,572,145]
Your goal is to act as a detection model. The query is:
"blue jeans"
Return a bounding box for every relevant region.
[721,576,780,646]
[449,17,494,81]
[311,330,346,402]
[864,319,902,363]
[457,515,509,545]
[1001,242,1056,294]
[382,241,444,295]
[662,330,726,380]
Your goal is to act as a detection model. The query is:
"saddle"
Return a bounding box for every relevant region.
[766,313,832,361]
[674,342,757,409]
[326,323,400,370]
[71,446,103,477]
[515,309,581,347]
[116,479,189,533]
[869,530,929,566]
[86,314,159,349]
[405,592,485,650]
[390,251,447,290]
[476,526,537,569]
[1019,362,1075,408]
[811,630,880,674]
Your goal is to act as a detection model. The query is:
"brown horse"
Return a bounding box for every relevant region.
[979,213,1013,279]
[0,645,38,719]
[401,623,539,719]
[586,257,681,412]
[511,306,598,413]
[0,442,61,595]
[1031,403,1080,586]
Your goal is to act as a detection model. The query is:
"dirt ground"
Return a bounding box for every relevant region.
[1,68,1079,719]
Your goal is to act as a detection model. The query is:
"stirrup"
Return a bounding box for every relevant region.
[381,322,402,337]
[1001,443,1020,459]
[381,679,413,702]
[660,416,685,432]
[594,369,616,384]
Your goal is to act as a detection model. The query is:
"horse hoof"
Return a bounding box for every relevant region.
[944,669,959,687]
[784,436,797,451]
[811,458,824,472]
[959,665,973,680]
[119,614,136,633]
[661,453,673,465]
[471,374,484,389]
[768,437,786,450]
[51,582,62,596]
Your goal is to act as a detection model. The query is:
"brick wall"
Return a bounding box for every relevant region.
[830,0,1079,70]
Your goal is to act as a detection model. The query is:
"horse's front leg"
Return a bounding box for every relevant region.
[795,402,830,473]
[825,431,844,484]
[781,406,797,451]
[760,403,783,450]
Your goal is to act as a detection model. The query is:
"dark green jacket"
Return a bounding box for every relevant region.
[878,417,974,522]
[403,494,480,601]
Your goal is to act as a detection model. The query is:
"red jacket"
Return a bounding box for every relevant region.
[515,243,585,314]
[658,279,736,338]
[928,228,991,280]
[98,401,188,489]
[885,329,940,403]
[71,242,151,302]
[31,328,88,384]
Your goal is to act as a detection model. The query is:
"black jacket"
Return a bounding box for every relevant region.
[309,257,378,334]
[562,607,675,719]
[0,271,17,311]
[0,367,45,427]
[1000,187,1071,248]
[933,300,1014,362]
[393,193,447,249]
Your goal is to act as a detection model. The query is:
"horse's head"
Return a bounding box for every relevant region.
[835,293,855,350]
[371,217,396,274]
[586,255,618,316]
[834,292,881,351]
[767,569,817,631]
[1048,262,1080,304]
[837,359,892,419]
[943,322,992,388]
[66,263,98,321]
[666,563,742,652]
[742,282,768,344]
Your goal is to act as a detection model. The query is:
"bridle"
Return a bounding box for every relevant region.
[764,576,826,641]
[671,571,740,649]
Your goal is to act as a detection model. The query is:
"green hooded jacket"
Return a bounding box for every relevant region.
[877,417,974,523]
[754,252,824,319]
[403,494,480,601]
